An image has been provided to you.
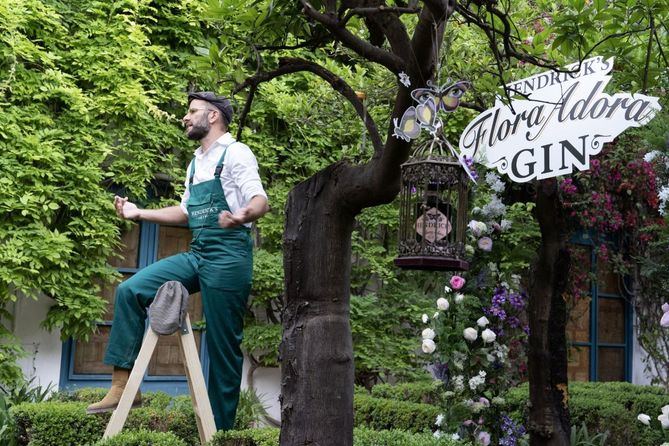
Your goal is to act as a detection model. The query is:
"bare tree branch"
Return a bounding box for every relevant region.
[643,14,655,93]
[300,0,405,73]
[234,57,384,154]
[341,6,421,25]
[653,28,669,68]
[236,84,257,141]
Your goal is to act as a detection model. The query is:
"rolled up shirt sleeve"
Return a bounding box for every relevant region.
[228,144,267,204]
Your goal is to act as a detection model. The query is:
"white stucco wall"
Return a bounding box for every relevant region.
[632,315,664,386]
[8,296,62,390]
[240,360,281,423]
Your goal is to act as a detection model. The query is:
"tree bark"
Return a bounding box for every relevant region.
[280,162,358,446]
[527,179,571,446]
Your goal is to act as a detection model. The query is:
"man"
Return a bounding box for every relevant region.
[86,92,269,431]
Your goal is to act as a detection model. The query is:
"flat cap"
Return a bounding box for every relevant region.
[188,91,233,126]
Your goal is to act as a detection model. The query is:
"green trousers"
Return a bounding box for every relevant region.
[104,229,253,430]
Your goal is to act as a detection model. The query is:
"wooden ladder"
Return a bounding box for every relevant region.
[102,314,216,444]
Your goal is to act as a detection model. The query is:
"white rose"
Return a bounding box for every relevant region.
[662,404,669,415]
[422,313,429,324]
[659,412,669,429]
[637,413,651,425]
[422,328,436,340]
[437,298,450,311]
[454,293,464,304]
[463,327,478,342]
[477,316,490,327]
[481,328,497,344]
[422,339,436,354]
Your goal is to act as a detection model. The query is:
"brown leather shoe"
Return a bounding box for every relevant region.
[86,367,142,414]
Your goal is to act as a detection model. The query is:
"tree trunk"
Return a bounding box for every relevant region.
[527,179,571,446]
[280,163,357,446]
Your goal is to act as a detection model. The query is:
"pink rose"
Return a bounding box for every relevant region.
[450,275,465,290]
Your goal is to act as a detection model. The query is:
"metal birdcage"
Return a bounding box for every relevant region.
[395,139,471,271]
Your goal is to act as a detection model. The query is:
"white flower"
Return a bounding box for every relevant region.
[444,285,452,293]
[452,375,464,391]
[454,293,464,303]
[644,150,661,163]
[422,328,436,340]
[399,71,411,87]
[463,327,478,342]
[422,313,429,324]
[437,298,450,311]
[468,374,485,390]
[435,413,444,426]
[501,219,512,230]
[658,411,669,429]
[662,404,669,415]
[477,316,490,327]
[451,433,461,440]
[433,311,440,319]
[478,370,487,378]
[637,413,651,425]
[481,195,507,219]
[485,172,505,193]
[421,338,436,354]
[492,396,506,405]
[482,328,497,344]
[433,430,442,439]
[467,220,487,237]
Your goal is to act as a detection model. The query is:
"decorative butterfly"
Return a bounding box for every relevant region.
[411,80,471,113]
[415,97,441,135]
[392,106,421,141]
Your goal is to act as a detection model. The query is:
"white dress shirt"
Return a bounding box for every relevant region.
[180,133,267,228]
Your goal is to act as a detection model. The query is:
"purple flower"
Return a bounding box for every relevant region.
[662,302,669,328]
[478,236,493,252]
[477,431,491,446]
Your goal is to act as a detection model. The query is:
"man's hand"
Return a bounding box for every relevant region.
[218,208,251,228]
[114,195,141,221]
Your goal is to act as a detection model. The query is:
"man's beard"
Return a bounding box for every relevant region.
[186,120,210,140]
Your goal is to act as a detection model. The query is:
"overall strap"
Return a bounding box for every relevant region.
[188,158,196,185]
[214,142,234,177]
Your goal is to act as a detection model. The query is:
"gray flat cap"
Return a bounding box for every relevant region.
[188,91,233,125]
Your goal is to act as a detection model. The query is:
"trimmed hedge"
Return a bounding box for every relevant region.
[370,381,445,406]
[503,381,669,446]
[10,402,199,446]
[353,427,466,445]
[94,429,186,446]
[353,392,440,433]
[12,402,106,446]
[210,428,279,446]
[210,428,467,446]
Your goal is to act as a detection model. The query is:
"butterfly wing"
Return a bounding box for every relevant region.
[411,87,436,104]
[437,81,471,112]
[392,107,421,141]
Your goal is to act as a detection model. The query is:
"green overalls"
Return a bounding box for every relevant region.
[104,143,254,430]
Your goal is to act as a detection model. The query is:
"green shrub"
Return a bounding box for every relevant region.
[95,429,186,446]
[51,389,172,410]
[11,401,200,446]
[353,392,440,433]
[209,428,468,446]
[209,428,279,446]
[370,381,445,405]
[12,402,106,446]
[503,382,668,446]
[354,427,466,445]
